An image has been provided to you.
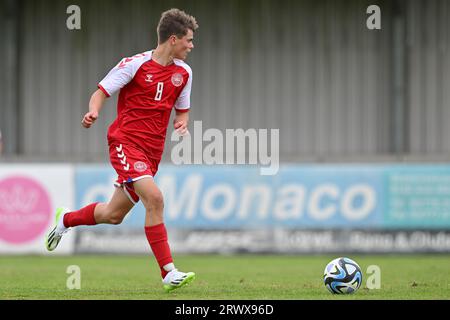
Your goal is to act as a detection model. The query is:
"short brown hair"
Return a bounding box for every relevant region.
[157,8,198,44]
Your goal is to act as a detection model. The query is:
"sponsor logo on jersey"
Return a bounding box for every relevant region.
[171,73,184,87]
[145,74,153,82]
[134,161,148,172]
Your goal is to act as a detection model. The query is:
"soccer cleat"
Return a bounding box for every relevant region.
[45,207,71,251]
[162,269,196,292]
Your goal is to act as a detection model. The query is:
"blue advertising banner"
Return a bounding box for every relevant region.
[75,164,450,230]
[384,165,450,228]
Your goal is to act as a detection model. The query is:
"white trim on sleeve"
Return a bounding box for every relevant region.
[173,59,192,111]
[98,51,152,96]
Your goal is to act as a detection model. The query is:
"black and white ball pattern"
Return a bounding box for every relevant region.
[323,257,363,294]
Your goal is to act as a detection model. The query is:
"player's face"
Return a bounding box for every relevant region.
[173,29,194,60]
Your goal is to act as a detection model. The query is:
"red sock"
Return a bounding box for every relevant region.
[145,223,173,279]
[63,203,98,227]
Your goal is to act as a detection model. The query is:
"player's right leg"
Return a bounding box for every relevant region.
[45,187,134,251]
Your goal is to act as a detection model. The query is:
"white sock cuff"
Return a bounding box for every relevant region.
[163,263,175,272]
[56,211,68,232]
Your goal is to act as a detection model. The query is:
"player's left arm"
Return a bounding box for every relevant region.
[174,110,189,136]
[173,66,193,136]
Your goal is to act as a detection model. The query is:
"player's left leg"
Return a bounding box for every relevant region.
[133,177,195,292]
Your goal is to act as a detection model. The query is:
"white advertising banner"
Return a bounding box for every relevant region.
[0,164,75,254]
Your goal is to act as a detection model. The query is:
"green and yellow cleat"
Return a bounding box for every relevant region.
[45,207,70,251]
[162,270,196,292]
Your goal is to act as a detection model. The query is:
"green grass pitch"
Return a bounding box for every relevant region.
[0,254,449,299]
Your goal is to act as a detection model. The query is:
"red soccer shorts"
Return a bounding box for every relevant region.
[109,142,160,204]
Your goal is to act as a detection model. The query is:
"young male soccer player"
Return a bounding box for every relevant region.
[45,8,198,292]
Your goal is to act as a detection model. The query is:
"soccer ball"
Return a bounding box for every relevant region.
[323,257,363,294]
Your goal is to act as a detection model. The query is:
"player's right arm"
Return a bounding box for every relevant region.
[81,53,148,129]
[82,89,107,128]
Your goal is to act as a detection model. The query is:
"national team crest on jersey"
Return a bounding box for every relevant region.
[171,73,184,87]
[134,161,148,172]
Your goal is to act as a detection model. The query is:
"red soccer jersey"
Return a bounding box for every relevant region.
[98,51,192,161]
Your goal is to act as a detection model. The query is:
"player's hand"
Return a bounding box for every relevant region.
[82,111,98,128]
[174,120,189,136]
